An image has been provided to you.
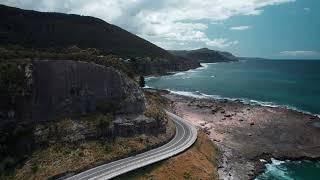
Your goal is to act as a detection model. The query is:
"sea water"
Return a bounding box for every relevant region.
[146,59,320,179]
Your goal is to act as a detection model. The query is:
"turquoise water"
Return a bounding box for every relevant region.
[256,159,320,180]
[147,60,320,115]
[146,59,320,179]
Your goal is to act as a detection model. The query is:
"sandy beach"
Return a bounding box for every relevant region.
[162,93,320,180]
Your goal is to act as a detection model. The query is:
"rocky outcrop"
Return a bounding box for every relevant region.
[0,60,145,123]
[33,114,166,145]
[114,115,167,137]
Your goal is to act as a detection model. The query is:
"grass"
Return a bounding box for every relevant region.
[11,135,169,180]
[4,110,176,180]
[115,131,220,180]
[144,90,169,123]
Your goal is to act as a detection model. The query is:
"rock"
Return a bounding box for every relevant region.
[211,107,222,114]
[114,115,166,137]
[239,119,245,122]
[200,122,206,126]
[250,122,255,126]
[203,127,211,135]
[225,114,232,118]
[1,60,146,123]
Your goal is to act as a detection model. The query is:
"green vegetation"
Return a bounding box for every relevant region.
[0,45,136,78]
[8,133,171,180]
[0,62,30,110]
[144,91,169,122]
[0,4,172,59]
[144,90,168,108]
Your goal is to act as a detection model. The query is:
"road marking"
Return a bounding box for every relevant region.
[91,119,191,180]
[78,119,186,180]
[67,112,197,180]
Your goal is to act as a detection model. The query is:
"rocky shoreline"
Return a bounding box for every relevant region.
[162,92,320,180]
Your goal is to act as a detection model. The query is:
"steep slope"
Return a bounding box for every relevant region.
[170,48,238,63]
[0,61,174,178]
[0,5,170,59]
[0,5,201,75]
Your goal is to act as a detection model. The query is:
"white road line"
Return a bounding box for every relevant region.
[90,121,189,180]
[80,120,186,180]
[66,112,197,180]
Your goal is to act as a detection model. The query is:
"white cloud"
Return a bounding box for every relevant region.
[0,0,295,50]
[280,51,319,56]
[230,26,252,31]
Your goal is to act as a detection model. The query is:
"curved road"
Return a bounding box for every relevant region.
[66,111,197,180]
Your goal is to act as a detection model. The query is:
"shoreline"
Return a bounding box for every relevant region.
[158,91,320,179]
[148,87,320,119]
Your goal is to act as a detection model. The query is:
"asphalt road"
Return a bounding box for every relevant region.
[66,111,197,180]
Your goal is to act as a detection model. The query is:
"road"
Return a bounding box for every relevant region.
[66,111,197,180]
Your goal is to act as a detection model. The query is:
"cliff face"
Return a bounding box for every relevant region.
[1,60,145,123]
[170,48,238,63]
[0,60,169,174]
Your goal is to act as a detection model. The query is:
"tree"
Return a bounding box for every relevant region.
[139,76,145,88]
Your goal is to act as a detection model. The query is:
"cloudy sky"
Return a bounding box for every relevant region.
[1,0,319,59]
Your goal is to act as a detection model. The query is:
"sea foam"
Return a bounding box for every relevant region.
[160,89,320,118]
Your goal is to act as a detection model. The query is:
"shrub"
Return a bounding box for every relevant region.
[144,104,166,122]
[96,114,113,129]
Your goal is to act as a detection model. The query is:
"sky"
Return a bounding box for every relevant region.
[1,0,319,59]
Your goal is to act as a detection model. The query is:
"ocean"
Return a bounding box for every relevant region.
[146,59,320,179]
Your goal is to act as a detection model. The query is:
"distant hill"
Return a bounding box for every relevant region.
[0,5,172,59]
[0,5,200,75]
[169,48,238,63]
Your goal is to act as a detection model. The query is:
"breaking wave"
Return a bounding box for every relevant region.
[158,88,320,118]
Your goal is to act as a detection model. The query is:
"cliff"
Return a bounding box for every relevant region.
[0,60,145,123]
[170,48,238,63]
[0,60,172,177]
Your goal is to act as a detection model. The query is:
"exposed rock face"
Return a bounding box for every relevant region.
[33,114,166,145]
[10,60,145,122]
[0,60,171,174]
[114,115,167,137]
